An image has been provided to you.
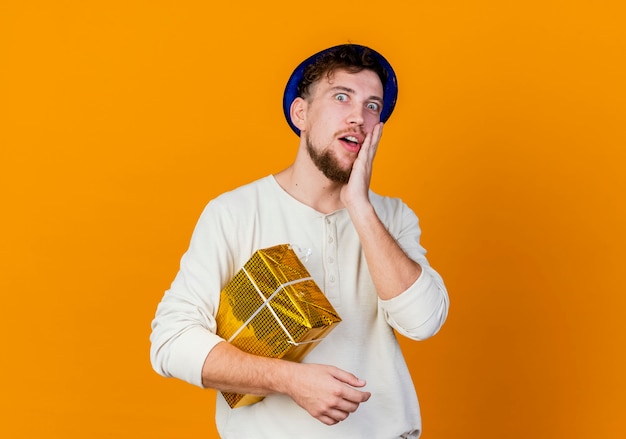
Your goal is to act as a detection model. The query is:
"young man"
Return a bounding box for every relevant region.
[150,44,449,438]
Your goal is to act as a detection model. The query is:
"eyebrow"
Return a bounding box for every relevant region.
[330,86,384,103]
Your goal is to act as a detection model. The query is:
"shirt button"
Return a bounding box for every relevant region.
[329,275,335,283]
[328,257,334,264]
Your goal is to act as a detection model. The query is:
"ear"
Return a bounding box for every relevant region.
[290,97,307,132]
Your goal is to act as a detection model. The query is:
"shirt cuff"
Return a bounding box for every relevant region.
[165,326,225,388]
[379,268,448,340]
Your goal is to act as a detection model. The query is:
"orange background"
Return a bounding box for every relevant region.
[2,1,625,438]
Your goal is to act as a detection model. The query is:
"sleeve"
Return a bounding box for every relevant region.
[377,200,450,341]
[149,198,236,388]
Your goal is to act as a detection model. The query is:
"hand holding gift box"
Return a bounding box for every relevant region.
[216,244,342,408]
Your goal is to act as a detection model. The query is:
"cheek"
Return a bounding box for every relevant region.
[365,114,381,131]
[309,112,337,135]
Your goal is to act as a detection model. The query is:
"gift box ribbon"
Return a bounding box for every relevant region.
[227,266,315,346]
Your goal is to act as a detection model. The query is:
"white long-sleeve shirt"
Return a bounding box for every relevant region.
[150,175,449,438]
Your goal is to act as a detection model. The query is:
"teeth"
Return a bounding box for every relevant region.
[345,136,358,143]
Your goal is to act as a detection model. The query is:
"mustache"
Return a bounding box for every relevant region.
[335,127,365,138]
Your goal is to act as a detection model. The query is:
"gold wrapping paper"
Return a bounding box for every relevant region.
[215,244,341,408]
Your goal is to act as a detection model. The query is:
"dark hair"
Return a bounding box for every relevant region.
[296,44,389,99]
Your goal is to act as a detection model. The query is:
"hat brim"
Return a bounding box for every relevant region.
[282,44,398,136]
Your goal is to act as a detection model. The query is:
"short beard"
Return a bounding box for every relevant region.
[306,136,351,184]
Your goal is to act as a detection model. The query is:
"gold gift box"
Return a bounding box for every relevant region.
[215,244,341,408]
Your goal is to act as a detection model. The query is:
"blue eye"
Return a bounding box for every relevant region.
[367,102,380,111]
[335,93,348,101]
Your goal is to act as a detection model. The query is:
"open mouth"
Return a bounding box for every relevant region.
[340,135,360,146]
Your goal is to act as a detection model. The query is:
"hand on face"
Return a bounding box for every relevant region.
[340,122,384,210]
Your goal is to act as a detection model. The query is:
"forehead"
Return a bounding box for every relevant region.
[315,68,384,96]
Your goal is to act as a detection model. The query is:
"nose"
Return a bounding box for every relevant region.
[347,103,365,126]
